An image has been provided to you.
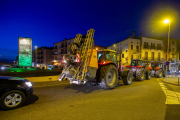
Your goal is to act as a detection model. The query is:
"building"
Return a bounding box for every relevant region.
[107,31,164,66]
[148,37,180,72]
[32,46,54,69]
[53,36,95,69]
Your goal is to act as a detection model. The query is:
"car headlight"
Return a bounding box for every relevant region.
[25,82,32,87]
[1,67,4,70]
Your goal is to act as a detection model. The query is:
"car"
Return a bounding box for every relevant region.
[1,65,11,70]
[0,76,33,110]
[175,70,180,74]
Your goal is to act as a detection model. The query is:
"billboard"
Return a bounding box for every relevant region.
[18,37,32,67]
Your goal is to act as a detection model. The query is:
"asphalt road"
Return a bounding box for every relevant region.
[0,77,180,120]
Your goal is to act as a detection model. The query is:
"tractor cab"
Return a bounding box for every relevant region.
[97,49,117,65]
[129,59,144,67]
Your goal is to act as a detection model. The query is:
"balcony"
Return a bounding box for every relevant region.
[37,57,44,59]
[143,57,164,61]
[52,53,58,56]
[143,45,163,50]
[37,52,43,55]
[59,52,67,54]
[60,45,67,48]
[37,61,43,64]
[132,49,140,54]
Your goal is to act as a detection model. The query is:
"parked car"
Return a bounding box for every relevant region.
[1,65,11,70]
[0,76,33,110]
[175,71,180,74]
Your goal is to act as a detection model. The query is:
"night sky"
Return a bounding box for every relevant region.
[0,0,180,62]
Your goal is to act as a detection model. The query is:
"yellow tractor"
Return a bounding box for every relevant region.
[59,29,133,89]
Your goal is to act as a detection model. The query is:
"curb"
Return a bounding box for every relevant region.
[160,78,180,86]
[25,75,60,82]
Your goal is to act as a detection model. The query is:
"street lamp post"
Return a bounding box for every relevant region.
[163,19,170,81]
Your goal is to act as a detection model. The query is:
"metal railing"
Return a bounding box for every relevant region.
[143,45,163,50]
[143,57,164,61]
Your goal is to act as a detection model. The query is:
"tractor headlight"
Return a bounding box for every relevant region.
[25,82,32,87]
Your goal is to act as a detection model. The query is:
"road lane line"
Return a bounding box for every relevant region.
[157,79,180,105]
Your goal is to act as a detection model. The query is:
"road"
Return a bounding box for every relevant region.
[0,77,180,120]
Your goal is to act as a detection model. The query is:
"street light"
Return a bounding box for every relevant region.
[163,19,170,81]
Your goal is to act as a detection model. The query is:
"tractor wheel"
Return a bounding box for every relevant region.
[122,70,133,85]
[99,64,118,90]
[156,69,163,78]
[146,70,152,80]
[136,68,145,81]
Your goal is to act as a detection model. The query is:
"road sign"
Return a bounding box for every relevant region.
[165,61,170,66]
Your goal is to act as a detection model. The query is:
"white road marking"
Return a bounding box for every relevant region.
[157,79,180,104]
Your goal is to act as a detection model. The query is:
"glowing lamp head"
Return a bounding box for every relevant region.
[163,19,170,24]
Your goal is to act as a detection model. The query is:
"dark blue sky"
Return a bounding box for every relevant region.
[0,0,180,61]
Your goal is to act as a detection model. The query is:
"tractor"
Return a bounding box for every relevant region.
[58,29,133,89]
[146,61,166,78]
[125,59,152,81]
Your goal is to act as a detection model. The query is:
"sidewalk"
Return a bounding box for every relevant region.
[25,75,60,82]
[160,75,180,86]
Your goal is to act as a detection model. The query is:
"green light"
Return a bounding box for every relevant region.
[18,37,32,67]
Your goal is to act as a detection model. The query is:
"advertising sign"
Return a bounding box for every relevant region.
[18,37,32,67]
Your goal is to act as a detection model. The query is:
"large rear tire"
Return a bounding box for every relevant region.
[136,68,145,81]
[156,69,163,78]
[122,70,133,85]
[99,65,118,89]
[146,70,152,80]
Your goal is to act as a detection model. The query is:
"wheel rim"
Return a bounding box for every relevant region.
[4,93,22,107]
[141,70,145,79]
[128,73,132,83]
[106,70,116,86]
[160,71,162,76]
[149,72,151,78]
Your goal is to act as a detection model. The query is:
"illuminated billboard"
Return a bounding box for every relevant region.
[18,37,32,67]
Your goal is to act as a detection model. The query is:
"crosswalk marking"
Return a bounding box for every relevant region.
[157,79,180,104]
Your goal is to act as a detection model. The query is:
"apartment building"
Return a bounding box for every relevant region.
[149,37,180,72]
[142,37,163,62]
[32,46,54,69]
[107,32,164,66]
[53,38,75,69]
[53,36,95,69]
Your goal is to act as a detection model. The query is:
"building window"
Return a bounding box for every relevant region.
[137,42,138,44]
[144,42,148,48]
[136,46,139,52]
[55,45,57,49]
[122,54,124,58]
[172,48,174,54]
[120,47,122,52]
[120,43,121,46]
[172,41,174,45]
[131,55,133,59]
[151,52,154,60]
[131,42,133,43]
[151,43,155,49]
[131,45,133,50]
[145,52,148,60]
